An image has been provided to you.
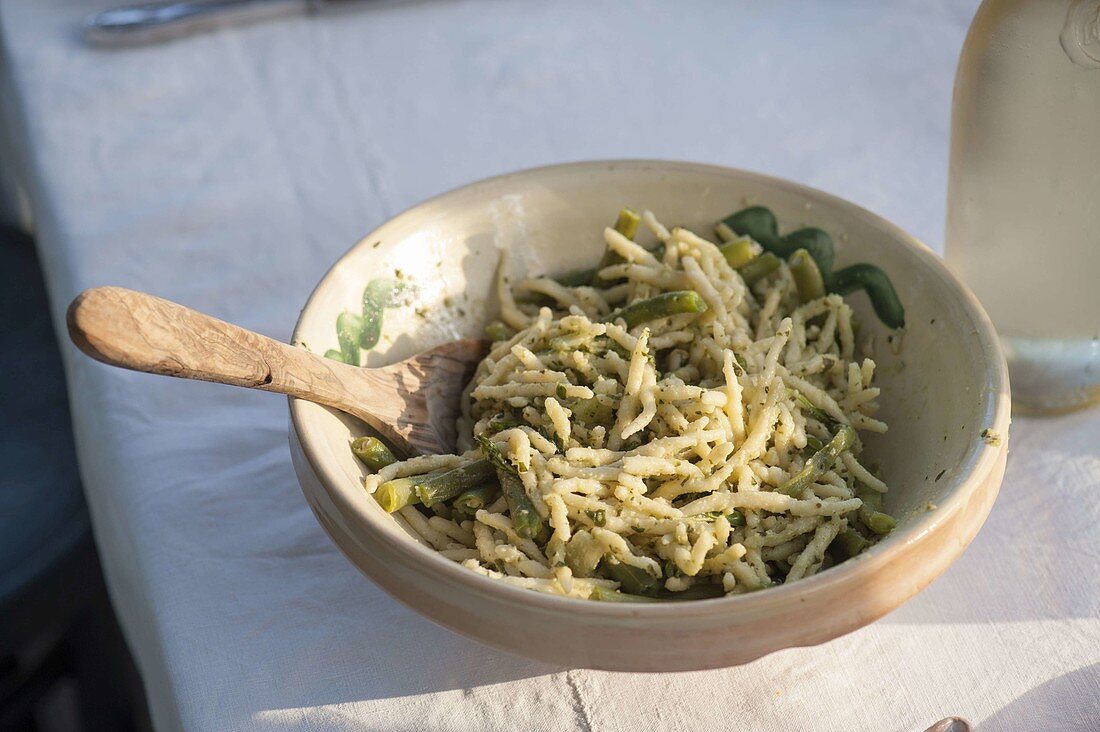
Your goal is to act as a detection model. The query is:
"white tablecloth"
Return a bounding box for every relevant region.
[1,1,1097,730]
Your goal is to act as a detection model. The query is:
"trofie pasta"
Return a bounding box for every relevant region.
[355,207,900,602]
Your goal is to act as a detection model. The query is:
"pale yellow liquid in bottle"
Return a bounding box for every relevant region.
[946,0,1100,413]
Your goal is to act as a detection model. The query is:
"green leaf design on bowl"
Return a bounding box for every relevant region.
[336,311,363,365]
[325,278,408,364]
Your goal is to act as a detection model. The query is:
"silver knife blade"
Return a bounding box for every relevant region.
[84,0,317,46]
[923,718,972,732]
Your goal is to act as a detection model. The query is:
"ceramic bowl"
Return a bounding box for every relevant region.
[288,160,1010,671]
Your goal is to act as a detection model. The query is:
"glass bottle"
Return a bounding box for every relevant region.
[946,0,1100,413]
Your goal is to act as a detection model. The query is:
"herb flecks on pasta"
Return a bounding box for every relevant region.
[357,207,898,601]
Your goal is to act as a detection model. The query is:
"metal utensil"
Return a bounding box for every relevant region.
[923,717,973,732]
[84,0,346,46]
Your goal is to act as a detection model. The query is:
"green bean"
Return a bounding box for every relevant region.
[374,472,441,513]
[593,208,641,285]
[800,443,820,460]
[721,206,780,248]
[776,228,836,278]
[453,483,501,513]
[350,436,398,471]
[830,263,906,329]
[721,205,905,325]
[804,435,825,453]
[857,488,897,535]
[602,560,662,596]
[415,460,497,507]
[477,434,510,467]
[721,207,836,276]
[736,252,781,286]
[718,236,757,269]
[726,509,746,527]
[589,586,661,603]
[336,311,363,365]
[500,469,545,539]
[789,248,826,303]
[375,460,494,512]
[605,290,708,329]
[832,528,871,558]
[863,511,896,535]
[614,207,641,240]
[777,424,857,497]
[476,435,546,540]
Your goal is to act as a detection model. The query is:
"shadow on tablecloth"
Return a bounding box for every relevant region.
[981,664,1100,731]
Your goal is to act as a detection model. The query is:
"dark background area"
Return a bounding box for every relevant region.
[0,226,149,731]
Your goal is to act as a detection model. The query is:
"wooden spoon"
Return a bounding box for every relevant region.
[66,286,487,456]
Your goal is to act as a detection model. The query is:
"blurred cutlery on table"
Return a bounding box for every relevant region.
[84,0,363,46]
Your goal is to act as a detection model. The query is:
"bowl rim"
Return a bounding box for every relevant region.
[289,158,1011,619]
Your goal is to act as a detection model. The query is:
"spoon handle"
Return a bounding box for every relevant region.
[67,285,379,416]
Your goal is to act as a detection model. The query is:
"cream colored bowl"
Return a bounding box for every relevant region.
[288,160,1009,671]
